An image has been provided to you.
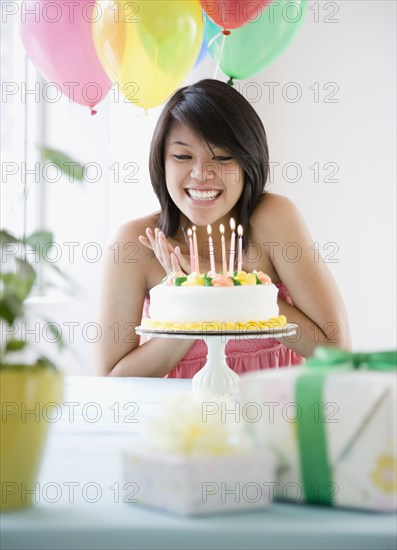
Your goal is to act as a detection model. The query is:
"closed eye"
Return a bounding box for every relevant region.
[173,154,232,162]
[213,156,233,162]
[173,155,192,160]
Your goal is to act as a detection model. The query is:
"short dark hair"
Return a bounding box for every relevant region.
[149,79,269,250]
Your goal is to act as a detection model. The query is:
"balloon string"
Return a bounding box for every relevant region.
[95,111,131,219]
[133,109,149,119]
[94,109,113,164]
[213,32,226,80]
[112,83,147,118]
[207,31,223,49]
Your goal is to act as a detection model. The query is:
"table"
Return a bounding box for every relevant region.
[1,377,396,550]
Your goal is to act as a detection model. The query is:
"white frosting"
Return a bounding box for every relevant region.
[149,284,279,323]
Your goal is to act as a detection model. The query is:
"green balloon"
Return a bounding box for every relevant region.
[205,0,308,80]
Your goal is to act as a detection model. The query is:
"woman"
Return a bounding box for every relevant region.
[96,79,351,377]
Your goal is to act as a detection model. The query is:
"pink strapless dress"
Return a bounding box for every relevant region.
[142,282,304,378]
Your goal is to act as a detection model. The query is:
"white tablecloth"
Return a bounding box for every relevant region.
[1,376,396,550]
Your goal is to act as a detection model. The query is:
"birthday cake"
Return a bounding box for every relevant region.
[141,271,287,332]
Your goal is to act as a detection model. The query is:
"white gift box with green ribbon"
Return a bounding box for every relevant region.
[238,348,397,511]
[123,448,276,516]
[122,393,277,516]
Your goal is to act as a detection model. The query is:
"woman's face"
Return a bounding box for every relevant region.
[164,123,245,227]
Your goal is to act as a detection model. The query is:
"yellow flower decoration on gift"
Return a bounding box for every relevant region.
[147,393,253,456]
[235,271,257,285]
[370,454,397,494]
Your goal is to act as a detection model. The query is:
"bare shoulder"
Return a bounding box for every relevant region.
[251,193,308,241]
[252,192,301,220]
[114,212,160,243]
[108,212,160,262]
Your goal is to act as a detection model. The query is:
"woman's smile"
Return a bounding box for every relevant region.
[185,187,224,203]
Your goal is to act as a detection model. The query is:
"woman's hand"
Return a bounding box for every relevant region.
[138,228,191,275]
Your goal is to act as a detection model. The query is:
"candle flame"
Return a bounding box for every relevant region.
[187,228,192,237]
[219,224,225,234]
[192,226,196,231]
[230,218,236,231]
[207,224,212,235]
[237,225,243,236]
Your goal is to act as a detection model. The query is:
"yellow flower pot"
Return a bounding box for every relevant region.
[0,365,64,511]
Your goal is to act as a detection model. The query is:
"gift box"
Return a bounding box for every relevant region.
[122,392,276,516]
[238,348,397,512]
[123,448,276,516]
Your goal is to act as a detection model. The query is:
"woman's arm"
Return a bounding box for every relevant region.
[95,220,195,376]
[252,194,351,357]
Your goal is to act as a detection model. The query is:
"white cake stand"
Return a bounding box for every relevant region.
[136,324,298,395]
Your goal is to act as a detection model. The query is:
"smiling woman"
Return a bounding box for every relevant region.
[95,79,351,378]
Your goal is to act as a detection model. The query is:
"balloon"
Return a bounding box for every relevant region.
[194,36,209,68]
[19,0,111,111]
[201,0,273,30]
[93,0,204,110]
[205,0,307,80]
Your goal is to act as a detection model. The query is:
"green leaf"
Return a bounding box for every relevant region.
[0,230,19,245]
[175,276,187,286]
[36,355,57,370]
[41,147,85,183]
[5,339,27,352]
[0,296,24,324]
[203,277,213,286]
[254,274,262,285]
[25,231,53,248]
[24,230,54,262]
[15,258,36,299]
[0,261,36,301]
[232,278,241,286]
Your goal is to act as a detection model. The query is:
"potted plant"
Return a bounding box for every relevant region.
[0,229,64,511]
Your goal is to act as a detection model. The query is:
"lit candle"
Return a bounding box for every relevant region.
[228,218,236,276]
[237,224,243,272]
[219,224,227,275]
[207,224,216,273]
[192,226,199,273]
[187,228,194,273]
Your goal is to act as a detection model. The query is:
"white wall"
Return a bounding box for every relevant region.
[32,0,395,373]
[249,0,397,351]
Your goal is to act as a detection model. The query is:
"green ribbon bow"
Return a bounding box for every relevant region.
[295,347,396,505]
[305,347,397,371]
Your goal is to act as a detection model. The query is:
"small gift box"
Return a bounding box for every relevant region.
[122,394,277,516]
[238,348,397,512]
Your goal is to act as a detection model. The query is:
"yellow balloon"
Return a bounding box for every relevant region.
[93,0,204,109]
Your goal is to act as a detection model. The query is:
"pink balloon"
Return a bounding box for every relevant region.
[19,0,111,111]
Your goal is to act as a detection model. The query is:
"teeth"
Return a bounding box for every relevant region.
[187,189,220,201]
